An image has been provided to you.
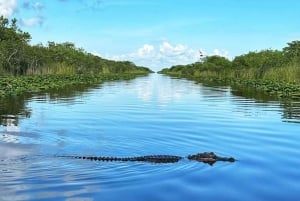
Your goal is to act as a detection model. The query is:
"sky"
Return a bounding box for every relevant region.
[1,0,300,71]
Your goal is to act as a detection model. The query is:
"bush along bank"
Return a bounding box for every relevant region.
[0,16,153,97]
[0,16,153,76]
[160,73,300,99]
[159,41,300,99]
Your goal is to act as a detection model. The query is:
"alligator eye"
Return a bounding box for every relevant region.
[228,157,235,162]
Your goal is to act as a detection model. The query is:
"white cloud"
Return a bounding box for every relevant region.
[95,39,229,71]
[137,44,154,58]
[213,49,229,58]
[159,41,187,56]
[100,40,199,70]
[0,0,17,17]
[0,0,45,27]
[20,16,44,27]
[18,1,45,27]
[22,1,43,10]
[33,2,43,10]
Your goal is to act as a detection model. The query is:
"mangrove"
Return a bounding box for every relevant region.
[158,41,300,99]
[0,16,153,97]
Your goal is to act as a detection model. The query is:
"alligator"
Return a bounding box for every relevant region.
[56,152,235,165]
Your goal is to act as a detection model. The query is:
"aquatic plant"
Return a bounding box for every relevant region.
[0,73,148,98]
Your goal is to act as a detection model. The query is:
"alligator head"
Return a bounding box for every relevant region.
[187,152,235,165]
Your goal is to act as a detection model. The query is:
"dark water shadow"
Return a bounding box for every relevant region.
[193,78,300,124]
[0,83,102,128]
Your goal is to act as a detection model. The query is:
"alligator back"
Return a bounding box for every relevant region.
[56,152,235,165]
[56,155,183,163]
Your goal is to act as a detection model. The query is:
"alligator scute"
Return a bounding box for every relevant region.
[57,152,235,165]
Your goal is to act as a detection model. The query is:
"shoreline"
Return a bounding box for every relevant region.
[0,73,150,98]
[160,72,300,99]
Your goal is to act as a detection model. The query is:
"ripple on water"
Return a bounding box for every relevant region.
[1,74,300,201]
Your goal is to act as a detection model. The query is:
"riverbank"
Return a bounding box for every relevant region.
[0,73,150,98]
[159,40,300,99]
[159,71,300,99]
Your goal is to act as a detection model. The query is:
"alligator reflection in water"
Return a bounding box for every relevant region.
[56,152,235,166]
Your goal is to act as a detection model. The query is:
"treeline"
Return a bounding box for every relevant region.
[159,41,300,83]
[159,41,300,97]
[0,16,152,76]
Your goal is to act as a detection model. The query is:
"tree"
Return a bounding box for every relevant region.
[0,16,33,75]
[0,15,152,75]
[203,55,232,69]
[0,16,31,43]
[232,50,284,69]
[283,40,300,63]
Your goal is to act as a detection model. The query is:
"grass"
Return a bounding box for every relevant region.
[160,65,300,99]
[263,63,300,83]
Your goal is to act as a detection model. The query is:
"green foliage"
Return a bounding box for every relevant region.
[232,50,285,69]
[283,40,300,63]
[263,63,300,83]
[0,16,31,43]
[0,16,32,75]
[159,41,300,98]
[0,16,152,76]
[202,55,232,69]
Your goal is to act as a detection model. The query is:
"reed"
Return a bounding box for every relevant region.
[263,63,300,83]
[159,62,300,98]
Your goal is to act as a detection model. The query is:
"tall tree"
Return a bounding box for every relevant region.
[283,40,300,63]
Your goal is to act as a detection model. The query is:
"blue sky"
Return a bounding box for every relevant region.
[1,0,300,71]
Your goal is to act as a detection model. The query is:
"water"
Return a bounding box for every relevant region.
[1,74,300,201]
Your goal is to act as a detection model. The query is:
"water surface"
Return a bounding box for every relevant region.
[1,74,300,201]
